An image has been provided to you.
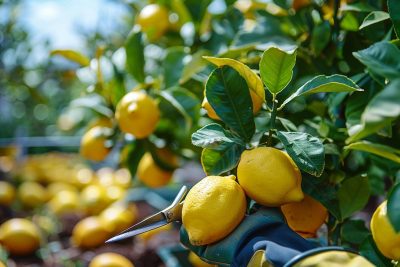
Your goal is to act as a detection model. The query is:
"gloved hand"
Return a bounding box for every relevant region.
[180,207,317,267]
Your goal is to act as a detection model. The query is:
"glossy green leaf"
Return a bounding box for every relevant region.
[277,131,325,177]
[359,11,390,30]
[353,41,400,80]
[206,66,255,142]
[164,47,188,88]
[122,140,145,177]
[180,50,209,84]
[192,123,243,150]
[340,2,377,12]
[338,176,370,219]
[281,75,362,107]
[201,144,244,175]
[347,79,400,142]
[311,21,331,55]
[259,47,296,94]
[50,49,90,66]
[387,183,400,232]
[360,236,392,267]
[125,30,145,83]
[388,0,400,38]
[344,141,400,164]
[342,220,370,245]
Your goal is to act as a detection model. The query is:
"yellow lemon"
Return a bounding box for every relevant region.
[292,0,311,11]
[73,167,95,188]
[99,204,137,235]
[47,182,77,199]
[281,194,328,238]
[237,147,303,207]
[188,251,216,267]
[18,182,48,208]
[89,252,134,267]
[114,168,132,188]
[115,91,160,139]
[137,150,177,188]
[182,175,246,246]
[81,184,109,215]
[48,190,81,216]
[88,117,114,130]
[72,216,110,249]
[0,218,41,256]
[0,181,15,206]
[371,201,400,260]
[80,126,112,162]
[136,4,169,41]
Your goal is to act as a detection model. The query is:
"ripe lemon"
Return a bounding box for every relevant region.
[237,147,303,207]
[182,175,246,246]
[105,185,126,204]
[281,194,328,238]
[371,201,400,260]
[188,251,216,267]
[136,4,169,41]
[81,184,110,215]
[202,91,263,120]
[80,126,112,162]
[137,150,177,188]
[48,190,81,216]
[0,181,15,205]
[47,182,77,199]
[114,168,132,188]
[115,91,160,139]
[18,181,48,208]
[89,252,134,267]
[99,204,137,234]
[72,216,110,249]
[0,218,41,256]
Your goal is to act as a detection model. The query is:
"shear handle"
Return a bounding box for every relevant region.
[162,185,188,222]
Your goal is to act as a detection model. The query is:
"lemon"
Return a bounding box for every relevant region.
[73,167,95,188]
[0,181,15,206]
[182,175,246,246]
[202,90,263,121]
[115,91,160,139]
[188,251,216,267]
[371,200,400,260]
[88,117,114,130]
[80,126,112,162]
[0,261,5,267]
[136,4,169,41]
[72,216,110,249]
[18,181,48,208]
[237,147,303,207]
[114,168,132,188]
[89,252,134,267]
[48,190,81,216]
[81,184,110,215]
[0,218,41,256]
[281,194,327,238]
[47,182,77,199]
[137,150,177,188]
[99,204,137,234]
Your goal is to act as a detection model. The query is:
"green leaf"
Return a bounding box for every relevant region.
[342,220,370,245]
[192,123,243,150]
[353,41,400,80]
[359,11,390,30]
[344,141,400,164]
[201,145,244,175]
[180,50,210,84]
[360,236,392,267]
[71,94,113,117]
[50,49,90,66]
[122,140,146,177]
[387,183,400,232]
[164,47,188,88]
[159,87,200,132]
[338,176,370,219]
[277,131,325,177]
[347,79,400,142]
[311,21,331,56]
[281,75,362,108]
[125,30,145,83]
[206,66,255,142]
[388,0,400,38]
[259,47,296,94]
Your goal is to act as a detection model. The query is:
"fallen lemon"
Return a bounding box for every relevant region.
[237,147,303,207]
[89,252,134,267]
[371,200,400,260]
[281,194,328,238]
[0,218,41,256]
[182,175,246,246]
[81,184,110,215]
[136,4,169,41]
[0,181,15,206]
[47,182,77,199]
[72,216,110,249]
[48,190,81,216]
[99,204,137,235]
[80,126,112,162]
[18,181,48,208]
[116,91,160,139]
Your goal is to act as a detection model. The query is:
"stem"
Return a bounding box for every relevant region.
[332,0,341,44]
[267,94,278,146]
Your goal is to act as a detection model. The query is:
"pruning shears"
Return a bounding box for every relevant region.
[105,185,188,243]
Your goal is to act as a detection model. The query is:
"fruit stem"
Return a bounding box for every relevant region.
[268,94,278,146]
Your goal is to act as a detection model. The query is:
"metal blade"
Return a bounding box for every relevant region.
[105,212,167,243]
